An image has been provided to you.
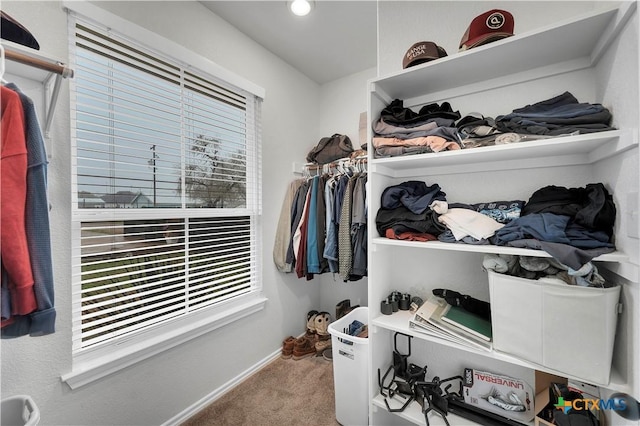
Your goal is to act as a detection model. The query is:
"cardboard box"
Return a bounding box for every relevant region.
[533,371,604,426]
[534,371,567,426]
[463,368,535,423]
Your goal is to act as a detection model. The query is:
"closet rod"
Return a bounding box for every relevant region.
[293,157,368,175]
[5,47,74,78]
[299,157,367,176]
[3,44,75,137]
[304,157,367,170]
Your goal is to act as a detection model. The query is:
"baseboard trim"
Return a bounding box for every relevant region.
[162,349,282,425]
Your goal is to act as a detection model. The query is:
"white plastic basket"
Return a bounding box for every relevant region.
[1,395,40,426]
[328,306,369,426]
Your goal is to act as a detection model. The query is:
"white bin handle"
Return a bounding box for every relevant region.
[24,395,40,426]
[6,395,41,426]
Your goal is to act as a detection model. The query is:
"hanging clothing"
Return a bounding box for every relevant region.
[338,175,356,281]
[350,173,368,279]
[294,186,313,279]
[275,166,368,282]
[285,180,310,268]
[306,175,328,275]
[0,86,38,321]
[323,176,339,273]
[2,83,56,337]
[273,178,304,273]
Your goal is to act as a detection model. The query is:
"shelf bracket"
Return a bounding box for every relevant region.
[43,73,64,138]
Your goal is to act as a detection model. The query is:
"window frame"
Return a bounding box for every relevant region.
[62,2,266,390]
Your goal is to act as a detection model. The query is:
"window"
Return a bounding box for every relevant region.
[66,9,264,386]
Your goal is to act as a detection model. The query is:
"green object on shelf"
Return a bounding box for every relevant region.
[441,305,492,341]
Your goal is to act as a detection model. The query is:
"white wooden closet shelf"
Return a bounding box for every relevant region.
[371,238,628,264]
[369,130,635,178]
[366,2,638,426]
[369,4,636,104]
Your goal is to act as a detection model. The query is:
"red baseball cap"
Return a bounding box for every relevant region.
[459,9,514,51]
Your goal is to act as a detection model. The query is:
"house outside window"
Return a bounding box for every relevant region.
[64,6,265,388]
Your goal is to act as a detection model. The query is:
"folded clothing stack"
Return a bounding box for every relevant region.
[370,91,615,158]
[375,179,617,271]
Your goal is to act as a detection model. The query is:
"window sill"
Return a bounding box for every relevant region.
[61,294,267,390]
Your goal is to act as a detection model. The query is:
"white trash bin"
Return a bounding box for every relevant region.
[328,306,369,426]
[1,395,40,426]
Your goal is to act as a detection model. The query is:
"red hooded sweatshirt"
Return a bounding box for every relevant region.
[1,86,37,316]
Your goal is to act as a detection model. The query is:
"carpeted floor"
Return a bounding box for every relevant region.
[181,354,340,426]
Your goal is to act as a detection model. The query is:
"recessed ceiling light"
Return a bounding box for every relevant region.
[290,0,312,16]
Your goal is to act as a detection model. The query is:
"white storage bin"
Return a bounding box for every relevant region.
[489,270,621,384]
[328,306,369,426]
[1,395,40,426]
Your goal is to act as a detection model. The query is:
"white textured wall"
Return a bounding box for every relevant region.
[317,67,377,149]
[0,1,330,425]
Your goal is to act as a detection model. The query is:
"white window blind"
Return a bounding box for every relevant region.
[70,16,262,354]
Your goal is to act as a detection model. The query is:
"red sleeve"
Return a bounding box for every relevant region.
[1,86,37,315]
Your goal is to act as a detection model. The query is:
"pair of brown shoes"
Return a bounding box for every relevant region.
[293,336,317,360]
[281,335,332,360]
[281,335,318,360]
[281,310,334,360]
[281,336,296,359]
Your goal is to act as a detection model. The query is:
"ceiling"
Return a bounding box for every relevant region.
[200,1,378,84]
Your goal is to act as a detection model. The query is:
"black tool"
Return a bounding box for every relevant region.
[393,332,411,380]
[416,378,450,426]
[378,365,414,412]
[381,299,393,315]
[399,293,411,310]
[447,398,527,426]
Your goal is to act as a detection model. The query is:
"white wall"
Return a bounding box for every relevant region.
[317,67,376,148]
[0,1,370,425]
